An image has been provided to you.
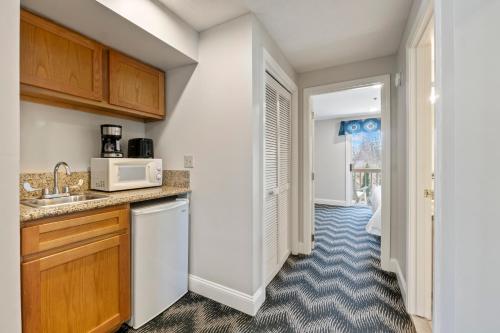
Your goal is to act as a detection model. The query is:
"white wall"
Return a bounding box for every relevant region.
[146,14,296,305]
[434,1,500,331]
[96,0,198,61]
[314,119,347,204]
[147,15,255,295]
[21,102,146,172]
[299,56,397,89]
[0,0,21,331]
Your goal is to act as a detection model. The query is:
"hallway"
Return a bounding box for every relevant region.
[121,205,414,333]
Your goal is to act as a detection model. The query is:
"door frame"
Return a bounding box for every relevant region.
[302,75,392,272]
[406,0,434,318]
[345,134,353,206]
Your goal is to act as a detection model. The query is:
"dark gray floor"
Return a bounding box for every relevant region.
[120,205,414,333]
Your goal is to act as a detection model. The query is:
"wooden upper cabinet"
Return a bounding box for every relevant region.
[109,50,165,117]
[20,10,103,101]
[19,10,166,120]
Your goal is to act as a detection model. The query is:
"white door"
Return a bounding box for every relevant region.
[415,21,435,319]
[264,72,291,285]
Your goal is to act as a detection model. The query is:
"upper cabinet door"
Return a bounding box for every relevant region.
[20,10,104,101]
[108,50,165,117]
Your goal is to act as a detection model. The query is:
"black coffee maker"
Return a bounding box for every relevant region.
[101,124,124,158]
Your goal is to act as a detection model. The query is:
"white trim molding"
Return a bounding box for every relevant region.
[261,49,299,257]
[256,48,298,309]
[264,250,291,287]
[345,134,353,206]
[391,259,408,307]
[188,275,265,316]
[314,199,348,206]
[405,0,435,319]
[302,75,392,272]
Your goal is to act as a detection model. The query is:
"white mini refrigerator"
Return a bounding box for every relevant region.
[129,199,189,329]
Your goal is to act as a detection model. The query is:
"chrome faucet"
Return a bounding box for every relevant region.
[42,162,72,199]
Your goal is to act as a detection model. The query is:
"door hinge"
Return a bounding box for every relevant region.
[349,163,353,172]
[311,112,315,119]
[311,234,315,242]
[312,172,315,181]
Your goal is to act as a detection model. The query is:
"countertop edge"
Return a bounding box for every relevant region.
[20,186,191,224]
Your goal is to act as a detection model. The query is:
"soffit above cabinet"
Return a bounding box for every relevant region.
[21,0,199,71]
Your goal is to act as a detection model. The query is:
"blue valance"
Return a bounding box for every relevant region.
[339,118,381,136]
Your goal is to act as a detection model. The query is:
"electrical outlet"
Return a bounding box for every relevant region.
[184,155,194,168]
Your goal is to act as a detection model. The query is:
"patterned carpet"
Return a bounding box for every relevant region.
[120,205,414,333]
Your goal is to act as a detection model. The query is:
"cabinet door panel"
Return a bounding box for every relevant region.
[22,234,130,333]
[109,50,165,116]
[20,10,103,101]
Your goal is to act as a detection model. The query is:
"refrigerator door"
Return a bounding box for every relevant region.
[129,199,189,329]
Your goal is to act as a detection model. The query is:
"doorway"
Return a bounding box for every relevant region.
[407,11,435,324]
[302,75,391,271]
[312,85,383,210]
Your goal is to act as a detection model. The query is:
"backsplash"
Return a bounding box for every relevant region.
[20,172,90,200]
[20,170,190,200]
[163,170,190,188]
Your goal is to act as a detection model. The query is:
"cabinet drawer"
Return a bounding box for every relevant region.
[22,205,129,257]
[108,50,165,116]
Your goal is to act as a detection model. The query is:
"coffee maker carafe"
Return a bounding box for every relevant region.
[101,124,124,158]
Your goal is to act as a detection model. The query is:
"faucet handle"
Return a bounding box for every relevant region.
[68,179,84,191]
[24,182,51,198]
[23,182,41,192]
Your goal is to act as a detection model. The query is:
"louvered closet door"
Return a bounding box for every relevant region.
[264,72,292,285]
[278,92,291,262]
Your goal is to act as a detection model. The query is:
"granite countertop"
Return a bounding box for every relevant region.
[20,186,191,224]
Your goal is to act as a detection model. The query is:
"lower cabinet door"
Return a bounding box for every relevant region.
[22,234,130,333]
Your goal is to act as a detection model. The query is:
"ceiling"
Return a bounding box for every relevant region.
[159,0,413,73]
[311,85,381,121]
[157,0,249,31]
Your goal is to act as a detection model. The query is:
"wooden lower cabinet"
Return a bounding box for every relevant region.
[21,205,130,333]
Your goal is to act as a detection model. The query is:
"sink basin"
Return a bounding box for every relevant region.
[21,193,109,208]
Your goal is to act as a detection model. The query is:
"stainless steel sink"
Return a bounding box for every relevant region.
[21,193,109,208]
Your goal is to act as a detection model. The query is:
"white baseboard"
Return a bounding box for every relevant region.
[265,250,291,286]
[390,258,408,308]
[188,275,265,316]
[314,198,348,206]
[297,241,312,255]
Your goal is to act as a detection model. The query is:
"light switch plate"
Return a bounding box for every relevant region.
[184,155,194,168]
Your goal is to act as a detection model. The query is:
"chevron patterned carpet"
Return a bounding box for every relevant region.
[120,205,414,333]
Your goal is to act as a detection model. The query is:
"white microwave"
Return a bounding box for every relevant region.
[91,158,162,192]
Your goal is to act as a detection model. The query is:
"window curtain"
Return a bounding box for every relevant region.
[338,118,381,136]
